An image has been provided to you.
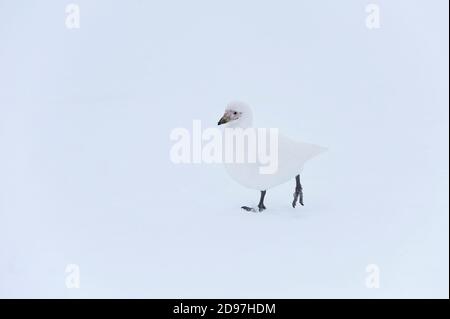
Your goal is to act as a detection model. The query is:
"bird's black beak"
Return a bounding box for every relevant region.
[217,115,229,125]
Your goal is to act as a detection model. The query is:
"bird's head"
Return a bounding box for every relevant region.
[217,101,252,127]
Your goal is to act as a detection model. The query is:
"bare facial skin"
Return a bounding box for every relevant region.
[217,110,242,125]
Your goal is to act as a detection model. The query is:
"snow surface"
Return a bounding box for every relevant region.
[0,0,448,298]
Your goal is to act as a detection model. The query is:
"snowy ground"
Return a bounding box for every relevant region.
[0,0,448,298]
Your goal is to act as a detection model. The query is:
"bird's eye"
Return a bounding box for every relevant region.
[234,112,237,115]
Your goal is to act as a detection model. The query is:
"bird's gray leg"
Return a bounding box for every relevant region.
[242,190,267,212]
[258,190,267,211]
[292,175,304,208]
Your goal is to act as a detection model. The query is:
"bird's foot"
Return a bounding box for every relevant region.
[292,190,304,208]
[241,205,266,212]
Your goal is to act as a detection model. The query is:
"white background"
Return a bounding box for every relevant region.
[0,0,448,298]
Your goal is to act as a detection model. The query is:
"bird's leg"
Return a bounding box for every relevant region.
[258,190,267,211]
[242,190,267,212]
[292,175,304,208]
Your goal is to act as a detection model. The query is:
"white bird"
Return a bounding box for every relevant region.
[218,101,326,212]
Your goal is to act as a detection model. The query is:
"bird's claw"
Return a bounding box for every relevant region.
[241,205,266,212]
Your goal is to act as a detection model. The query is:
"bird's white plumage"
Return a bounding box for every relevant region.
[221,102,326,190]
